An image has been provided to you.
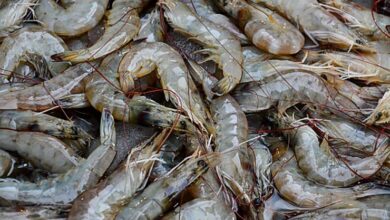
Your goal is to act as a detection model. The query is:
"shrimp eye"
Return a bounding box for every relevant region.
[197,159,207,168]
[375,112,383,120]
[180,121,187,129]
[253,198,262,207]
[355,39,364,45]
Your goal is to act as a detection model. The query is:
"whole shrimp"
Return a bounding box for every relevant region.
[86,45,198,133]
[319,0,390,40]
[0,110,90,139]
[160,0,243,95]
[251,0,371,51]
[0,25,69,83]
[280,116,390,187]
[367,89,390,125]
[69,130,168,220]
[232,71,363,119]
[0,129,81,173]
[162,198,237,220]
[35,0,108,37]
[0,108,116,205]
[118,42,213,133]
[272,150,389,208]
[0,63,94,111]
[51,0,152,62]
[215,0,304,55]
[115,152,222,220]
[0,0,36,34]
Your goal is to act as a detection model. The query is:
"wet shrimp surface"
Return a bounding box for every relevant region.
[0,0,389,219]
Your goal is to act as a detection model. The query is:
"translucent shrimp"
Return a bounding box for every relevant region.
[215,0,304,55]
[162,198,237,220]
[366,90,390,125]
[0,110,90,139]
[69,130,168,220]
[251,0,372,51]
[281,117,390,187]
[319,0,390,40]
[115,152,222,220]
[51,0,152,62]
[118,42,213,133]
[86,45,198,133]
[0,63,93,111]
[0,109,116,205]
[0,0,37,33]
[0,25,69,83]
[0,129,81,173]
[160,0,243,95]
[272,150,389,208]
[35,0,109,37]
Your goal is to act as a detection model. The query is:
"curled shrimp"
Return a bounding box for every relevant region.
[280,116,390,187]
[0,63,94,111]
[69,130,169,220]
[115,152,222,220]
[35,0,109,37]
[0,25,69,83]
[0,0,36,34]
[0,129,81,173]
[51,0,152,62]
[118,42,213,133]
[160,0,243,95]
[86,46,198,133]
[251,0,372,51]
[0,108,116,205]
[366,89,390,125]
[272,150,389,208]
[215,0,304,55]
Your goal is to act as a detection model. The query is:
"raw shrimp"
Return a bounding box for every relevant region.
[367,89,390,125]
[272,150,389,208]
[0,129,81,173]
[56,93,91,109]
[215,0,304,55]
[134,8,164,42]
[0,63,94,111]
[35,0,109,37]
[86,45,198,133]
[115,152,222,220]
[281,117,390,187]
[0,149,14,177]
[162,198,237,220]
[0,108,116,204]
[185,0,248,44]
[0,0,36,32]
[319,0,390,40]
[233,71,363,119]
[0,25,69,83]
[251,0,371,51]
[118,42,213,133]
[51,0,151,62]
[0,110,90,139]
[160,0,243,95]
[69,130,168,220]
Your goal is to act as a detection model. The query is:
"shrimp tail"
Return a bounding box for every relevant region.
[211,75,237,96]
[51,51,85,62]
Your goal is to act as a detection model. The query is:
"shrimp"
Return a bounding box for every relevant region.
[281,117,390,187]
[366,89,390,125]
[51,0,151,62]
[69,130,168,220]
[215,0,304,55]
[319,0,390,40]
[0,129,81,173]
[185,0,248,44]
[0,108,116,204]
[251,0,372,51]
[0,0,36,33]
[0,149,14,177]
[0,205,69,219]
[86,45,198,133]
[118,42,213,133]
[134,8,164,42]
[272,150,389,208]
[162,198,237,220]
[0,63,94,111]
[115,152,222,220]
[160,0,243,95]
[56,93,91,109]
[0,25,69,83]
[35,0,108,37]
[232,71,364,119]
[0,110,90,139]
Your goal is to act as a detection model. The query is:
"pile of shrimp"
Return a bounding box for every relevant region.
[0,0,389,219]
